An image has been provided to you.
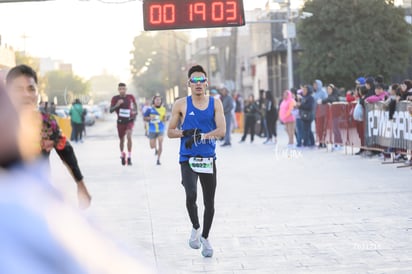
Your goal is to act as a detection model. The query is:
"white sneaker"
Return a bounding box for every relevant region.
[200,237,213,257]
[189,228,201,249]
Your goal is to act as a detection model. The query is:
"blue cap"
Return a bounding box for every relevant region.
[356,77,365,85]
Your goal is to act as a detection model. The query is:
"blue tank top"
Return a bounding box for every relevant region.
[179,96,216,162]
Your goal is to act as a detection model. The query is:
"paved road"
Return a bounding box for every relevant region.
[50,114,412,274]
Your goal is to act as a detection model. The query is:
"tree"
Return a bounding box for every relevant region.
[130,31,189,100]
[43,70,90,105]
[15,52,48,96]
[15,51,39,72]
[297,0,412,87]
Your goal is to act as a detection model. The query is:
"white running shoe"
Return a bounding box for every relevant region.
[189,228,201,249]
[200,237,213,257]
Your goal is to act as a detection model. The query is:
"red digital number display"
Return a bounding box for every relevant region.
[143,0,245,31]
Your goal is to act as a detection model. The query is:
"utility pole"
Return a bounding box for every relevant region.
[286,0,294,89]
[21,33,29,55]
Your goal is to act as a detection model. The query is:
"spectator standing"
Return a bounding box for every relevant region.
[322,84,343,150]
[263,90,278,144]
[234,92,243,131]
[69,98,84,143]
[257,89,268,138]
[354,85,368,155]
[398,79,412,101]
[220,86,234,147]
[364,77,376,99]
[313,79,328,147]
[239,94,258,143]
[292,88,304,147]
[298,85,315,147]
[365,83,389,104]
[279,90,296,147]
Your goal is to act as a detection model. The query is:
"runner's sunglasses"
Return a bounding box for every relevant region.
[189,76,207,84]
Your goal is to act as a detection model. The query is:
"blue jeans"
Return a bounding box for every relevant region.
[295,118,303,146]
[302,120,314,146]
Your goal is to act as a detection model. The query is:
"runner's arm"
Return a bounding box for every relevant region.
[203,97,226,140]
[131,96,138,118]
[143,108,152,122]
[167,99,184,138]
[109,98,118,113]
[110,97,123,113]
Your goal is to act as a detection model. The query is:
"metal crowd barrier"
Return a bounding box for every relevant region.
[315,101,412,163]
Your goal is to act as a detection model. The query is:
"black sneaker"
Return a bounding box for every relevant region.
[156,159,161,165]
[127,157,132,166]
[355,149,364,155]
[121,156,126,166]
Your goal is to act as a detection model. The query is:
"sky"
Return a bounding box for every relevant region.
[0,0,269,81]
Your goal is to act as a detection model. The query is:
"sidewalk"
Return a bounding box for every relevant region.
[50,117,412,274]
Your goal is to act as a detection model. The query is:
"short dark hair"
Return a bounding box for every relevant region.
[359,85,368,96]
[188,65,207,78]
[403,79,412,90]
[6,64,38,85]
[375,83,385,90]
[390,83,399,91]
[118,82,126,87]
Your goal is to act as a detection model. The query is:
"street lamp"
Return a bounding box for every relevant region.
[284,0,295,89]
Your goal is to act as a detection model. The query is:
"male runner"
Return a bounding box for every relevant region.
[167,65,226,257]
[5,64,91,209]
[144,95,166,165]
[110,83,137,166]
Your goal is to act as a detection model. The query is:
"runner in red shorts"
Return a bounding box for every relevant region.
[110,83,137,166]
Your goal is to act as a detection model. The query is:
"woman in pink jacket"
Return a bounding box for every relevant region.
[279,90,296,146]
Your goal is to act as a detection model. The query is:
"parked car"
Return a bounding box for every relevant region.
[57,105,95,126]
[90,105,103,120]
[83,107,96,126]
[54,108,68,118]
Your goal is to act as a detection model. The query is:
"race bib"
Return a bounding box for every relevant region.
[119,108,131,118]
[189,157,214,174]
[150,114,160,123]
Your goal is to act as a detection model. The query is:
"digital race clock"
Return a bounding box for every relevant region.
[143,0,245,31]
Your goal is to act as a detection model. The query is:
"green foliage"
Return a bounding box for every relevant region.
[15,52,40,72]
[130,31,189,100]
[44,70,90,105]
[297,0,412,87]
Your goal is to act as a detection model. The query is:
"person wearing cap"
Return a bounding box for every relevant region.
[209,88,220,99]
[356,77,366,86]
